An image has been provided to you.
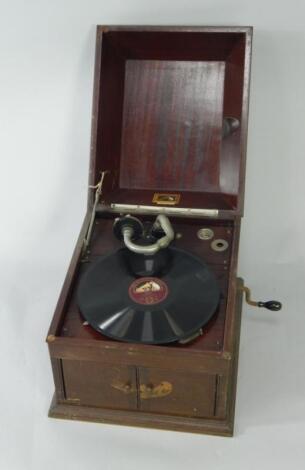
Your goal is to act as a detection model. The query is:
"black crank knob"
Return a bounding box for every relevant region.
[257,300,282,311]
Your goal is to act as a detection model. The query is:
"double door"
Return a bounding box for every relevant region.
[62,359,219,419]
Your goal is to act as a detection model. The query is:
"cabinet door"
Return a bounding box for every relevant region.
[138,367,217,418]
[62,359,137,410]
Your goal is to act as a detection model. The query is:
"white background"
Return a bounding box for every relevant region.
[0,1,304,469]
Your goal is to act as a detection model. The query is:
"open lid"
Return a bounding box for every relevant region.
[88,26,252,218]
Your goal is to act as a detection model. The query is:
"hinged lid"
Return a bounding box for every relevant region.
[88,26,252,218]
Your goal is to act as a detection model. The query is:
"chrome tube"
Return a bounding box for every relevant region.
[122,214,174,255]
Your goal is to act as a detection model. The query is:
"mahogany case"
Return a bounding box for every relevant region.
[47,26,252,436]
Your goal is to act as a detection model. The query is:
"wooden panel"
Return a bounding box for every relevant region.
[62,360,137,410]
[105,29,245,61]
[49,393,233,436]
[138,367,217,418]
[120,60,225,192]
[47,212,91,337]
[88,27,252,215]
[51,338,231,375]
[50,358,66,402]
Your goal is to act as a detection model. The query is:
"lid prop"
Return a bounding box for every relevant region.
[82,170,109,254]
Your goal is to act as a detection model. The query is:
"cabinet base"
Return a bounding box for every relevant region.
[48,280,243,436]
[49,394,234,436]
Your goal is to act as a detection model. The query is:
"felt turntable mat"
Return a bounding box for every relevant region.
[77,248,220,344]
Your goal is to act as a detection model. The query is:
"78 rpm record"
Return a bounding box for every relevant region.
[77,248,220,344]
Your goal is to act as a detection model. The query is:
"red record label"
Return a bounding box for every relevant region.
[128,277,169,305]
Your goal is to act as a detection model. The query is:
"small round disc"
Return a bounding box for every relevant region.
[77,248,220,344]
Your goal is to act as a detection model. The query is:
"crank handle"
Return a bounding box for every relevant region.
[240,286,282,311]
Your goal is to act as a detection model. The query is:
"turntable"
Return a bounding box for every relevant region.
[78,214,221,344]
[47,26,281,436]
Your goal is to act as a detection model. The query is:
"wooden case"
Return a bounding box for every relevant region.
[47,26,252,436]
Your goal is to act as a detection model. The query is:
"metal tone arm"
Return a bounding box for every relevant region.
[122,214,174,255]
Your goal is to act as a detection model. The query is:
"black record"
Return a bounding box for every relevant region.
[77,248,220,344]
